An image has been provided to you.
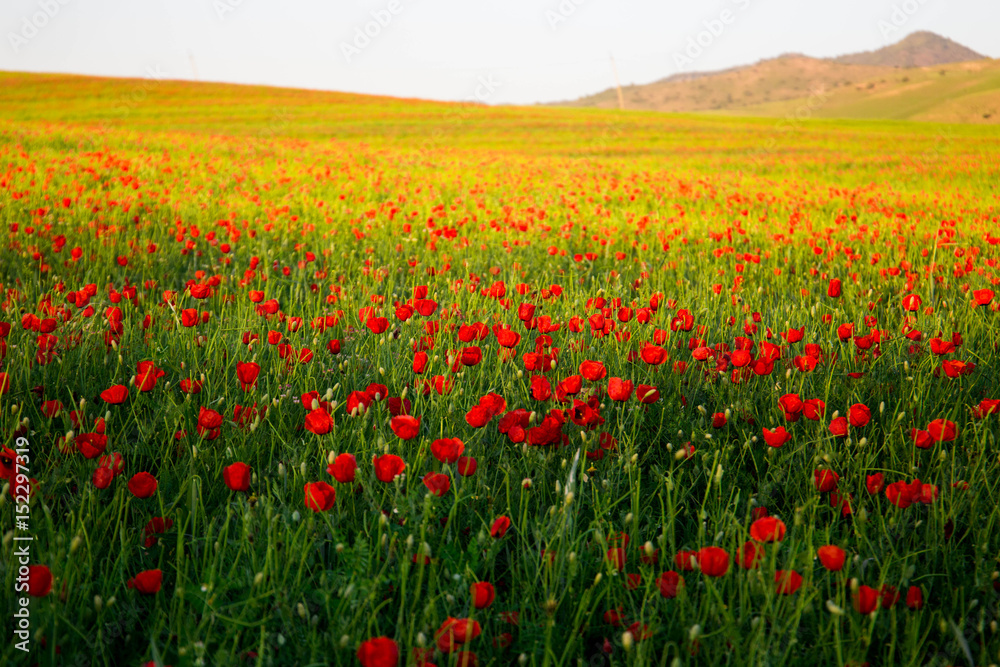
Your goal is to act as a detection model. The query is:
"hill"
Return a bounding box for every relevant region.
[560,31,997,122]
[832,30,984,68]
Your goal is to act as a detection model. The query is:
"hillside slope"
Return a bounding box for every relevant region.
[726,59,1000,123]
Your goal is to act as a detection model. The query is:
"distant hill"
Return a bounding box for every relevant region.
[832,31,984,68]
[558,31,996,123]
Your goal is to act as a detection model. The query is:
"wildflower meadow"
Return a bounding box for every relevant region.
[1,74,999,666]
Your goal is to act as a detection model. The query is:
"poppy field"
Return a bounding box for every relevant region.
[2,74,1000,667]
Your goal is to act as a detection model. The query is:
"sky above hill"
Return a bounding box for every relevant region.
[2,0,997,105]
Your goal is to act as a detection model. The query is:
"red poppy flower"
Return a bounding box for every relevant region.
[926,419,957,442]
[973,289,995,307]
[128,569,162,594]
[696,546,730,577]
[142,517,174,547]
[657,570,684,598]
[470,582,495,609]
[603,607,625,626]
[76,432,108,459]
[817,545,846,571]
[853,585,879,614]
[802,399,825,421]
[373,454,405,482]
[906,585,924,610]
[93,466,114,489]
[0,372,8,395]
[128,472,158,498]
[365,383,387,401]
[941,359,975,378]
[100,384,128,405]
[579,360,607,381]
[640,344,668,366]
[775,570,803,595]
[973,398,999,419]
[607,377,633,401]
[635,384,660,403]
[848,404,871,428]
[828,416,848,438]
[465,404,492,428]
[495,328,520,348]
[366,317,389,334]
[762,426,791,448]
[827,278,842,298]
[305,408,334,435]
[345,390,373,415]
[457,456,478,476]
[531,375,552,401]
[778,395,803,420]
[357,638,398,667]
[39,399,61,418]
[885,480,915,508]
[304,481,336,511]
[412,351,429,374]
[813,469,839,492]
[134,361,165,392]
[606,548,626,570]
[223,462,251,492]
[880,585,900,609]
[236,361,260,391]
[390,415,420,440]
[431,438,465,464]
[179,379,203,395]
[737,540,763,570]
[197,406,223,440]
[782,326,805,344]
[711,412,727,428]
[27,564,52,597]
[490,516,511,538]
[476,393,506,417]
[749,517,786,543]
[423,472,451,496]
[435,617,481,653]
[901,294,922,312]
[911,428,933,449]
[674,550,698,571]
[865,473,885,495]
[327,453,357,483]
[691,346,712,361]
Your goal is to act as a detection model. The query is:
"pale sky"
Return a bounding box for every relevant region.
[1,0,997,105]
